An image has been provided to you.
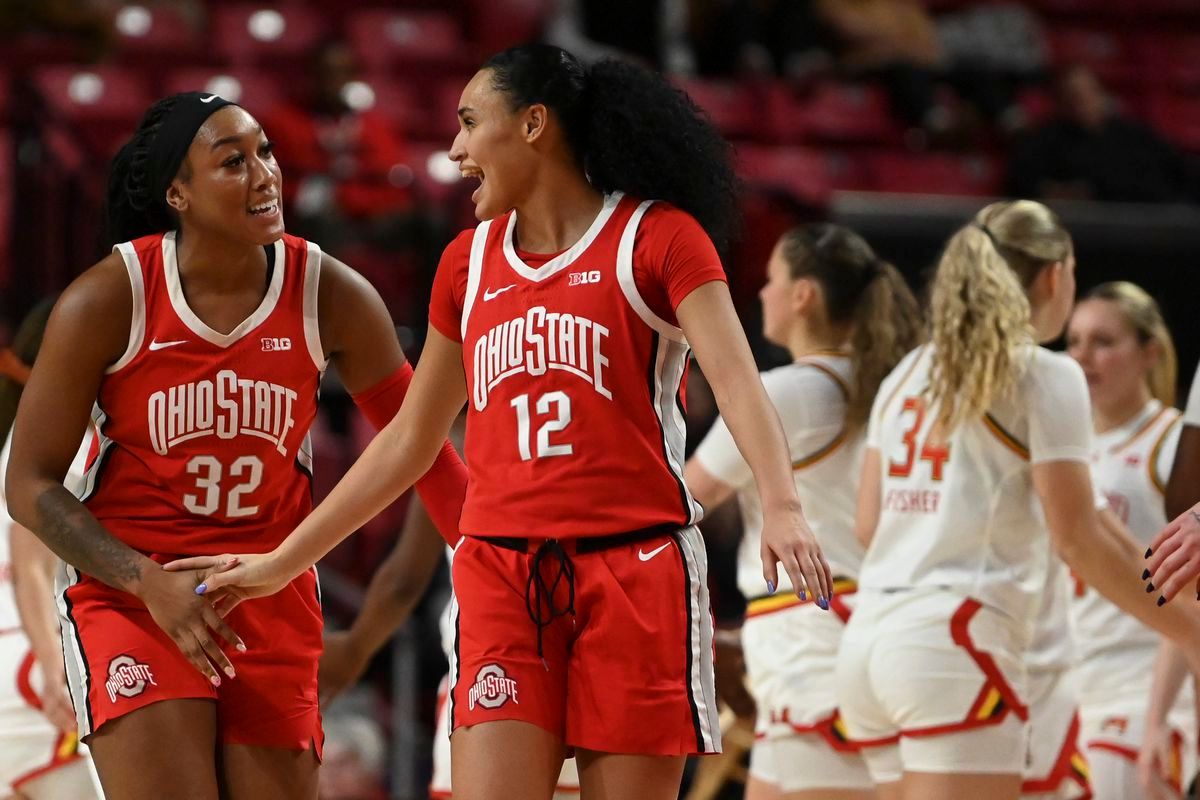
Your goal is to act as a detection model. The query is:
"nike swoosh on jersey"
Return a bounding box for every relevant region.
[637,542,671,562]
[483,284,516,301]
[200,94,218,103]
[148,339,188,351]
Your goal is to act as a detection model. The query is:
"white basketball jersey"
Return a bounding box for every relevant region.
[694,353,864,597]
[859,345,1093,635]
[1071,400,1180,701]
[0,430,92,634]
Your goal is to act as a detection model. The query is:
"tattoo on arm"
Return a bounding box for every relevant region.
[34,484,148,593]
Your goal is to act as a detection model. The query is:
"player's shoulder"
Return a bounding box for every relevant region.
[1024,345,1086,388]
[439,226,482,267]
[636,200,706,238]
[763,359,848,399]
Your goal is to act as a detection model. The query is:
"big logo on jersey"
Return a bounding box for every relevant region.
[472,306,612,410]
[147,369,299,457]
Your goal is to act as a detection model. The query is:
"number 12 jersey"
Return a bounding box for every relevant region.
[429,193,727,539]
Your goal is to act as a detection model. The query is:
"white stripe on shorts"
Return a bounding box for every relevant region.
[55,563,92,739]
[675,525,721,753]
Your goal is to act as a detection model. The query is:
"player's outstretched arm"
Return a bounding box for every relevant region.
[677,281,832,604]
[317,255,466,545]
[5,259,243,686]
[1139,639,1191,800]
[319,496,445,706]
[168,327,467,598]
[1037,462,1200,662]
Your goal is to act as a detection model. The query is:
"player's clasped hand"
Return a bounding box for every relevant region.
[163,550,292,610]
[1145,500,1200,604]
[135,566,246,687]
[760,502,833,607]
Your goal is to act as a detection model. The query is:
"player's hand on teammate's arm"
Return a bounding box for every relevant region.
[1137,719,1180,800]
[319,630,372,707]
[134,567,245,686]
[1146,501,1200,603]
[760,501,833,607]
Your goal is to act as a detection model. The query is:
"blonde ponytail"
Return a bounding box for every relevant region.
[928,200,1073,431]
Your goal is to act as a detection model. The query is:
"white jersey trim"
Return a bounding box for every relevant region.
[502,192,623,283]
[461,219,492,341]
[616,200,687,344]
[161,231,285,348]
[302,241,326,371]
[676,525,721,753]
[107,242,147,374]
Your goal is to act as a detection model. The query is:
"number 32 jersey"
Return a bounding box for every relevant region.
[428,193,727,539]
[81,231,324,555]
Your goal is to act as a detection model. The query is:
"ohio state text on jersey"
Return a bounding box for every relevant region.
[438,193,725,538]
[80,231,324,555]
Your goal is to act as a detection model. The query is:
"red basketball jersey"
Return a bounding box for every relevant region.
[428,193,726,539]
[81,231,324,555]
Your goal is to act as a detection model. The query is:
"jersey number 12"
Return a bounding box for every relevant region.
[511,392,573,461]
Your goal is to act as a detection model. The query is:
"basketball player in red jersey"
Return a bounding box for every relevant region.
[4,92,467,799]
[168,45,833,799]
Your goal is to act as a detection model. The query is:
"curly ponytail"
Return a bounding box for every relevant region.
[928,200,1073,432]
[104,95,185,246]
[483,45,739,255]
[777,224,922,429]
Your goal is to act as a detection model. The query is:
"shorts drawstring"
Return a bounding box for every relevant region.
[524,539,576,670]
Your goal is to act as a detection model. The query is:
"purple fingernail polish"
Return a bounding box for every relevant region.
[766,580,776,595]
[1142,569,1151,580]
[817,597,829,611]
[195,583,207,595]
[1157,595,1166,607]
[799,590,807,601]
[1146,547,1153,558]
[1146,583,1155,593]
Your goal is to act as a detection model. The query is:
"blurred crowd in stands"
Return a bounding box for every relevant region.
[4,1,1200,797]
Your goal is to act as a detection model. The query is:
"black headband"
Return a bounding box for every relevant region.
[149,91,237,205]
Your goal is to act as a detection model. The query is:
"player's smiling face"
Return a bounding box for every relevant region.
[1066,297,1157,413]
[168,106,284,246]
[449,69,539,221]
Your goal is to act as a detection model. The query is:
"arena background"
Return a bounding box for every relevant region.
[3,1,1199,797]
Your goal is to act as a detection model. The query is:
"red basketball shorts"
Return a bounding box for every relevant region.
[447,524,721,756]
[59,557,323,755]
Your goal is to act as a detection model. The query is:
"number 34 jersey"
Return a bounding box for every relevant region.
[428,193,727,539]
[858,345,1094,629]
[81,231,324,555]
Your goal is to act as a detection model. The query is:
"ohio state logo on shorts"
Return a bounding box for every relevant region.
[467,664,519,711]
[105,654,157,703]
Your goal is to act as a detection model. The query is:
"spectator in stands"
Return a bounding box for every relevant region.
[264,41,423,254]
[319,713,388,800]
[544,0,695,74]
[1008,64,1197,204]
[690,0,831,84]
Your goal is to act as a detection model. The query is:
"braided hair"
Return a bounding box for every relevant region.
[104,95,190,246]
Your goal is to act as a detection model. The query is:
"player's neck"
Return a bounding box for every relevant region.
[1093,389,1153,434]
[174,227,268,292]
[787,321,848,361]
[512,168,605,255]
